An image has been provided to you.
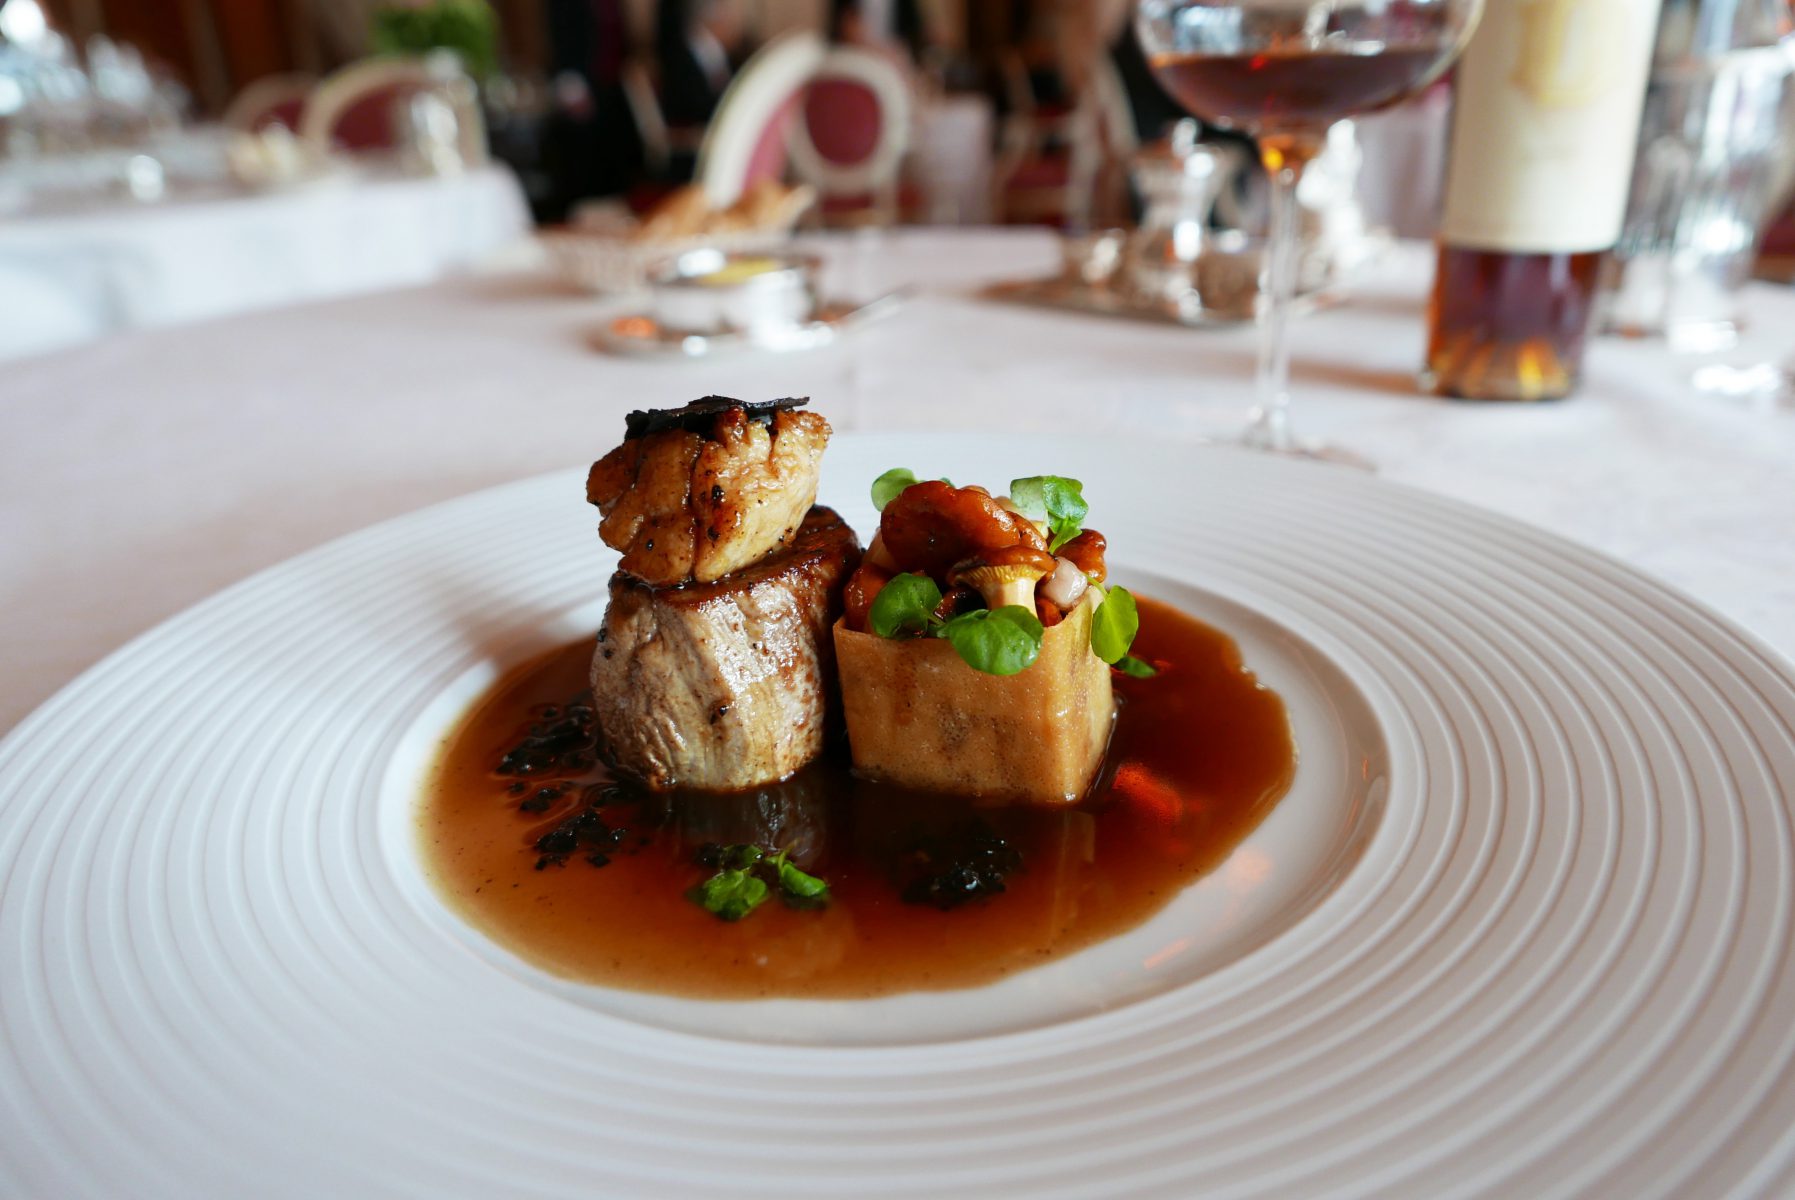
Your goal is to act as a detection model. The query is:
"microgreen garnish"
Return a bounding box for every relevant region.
[772,851,829,902]
[1008,475,1087,551]
[696,868,769,921]
[868,574,1045,676]
[1091,585,1154,675]
[869,571,943,638]
[691,843,831,921]
[938,606,1044,676]
[870,467,918,511]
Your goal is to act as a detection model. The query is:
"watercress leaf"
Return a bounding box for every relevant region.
[776,856,830,900]
[1115,654,1159,678]
[870,467,919,511]
[1006,476,1048,520]
[695,868,769,921]
[1008,475,1088,551]
[870,572,943,638]
[939,605,1044,676]
[1091,585,1141,665]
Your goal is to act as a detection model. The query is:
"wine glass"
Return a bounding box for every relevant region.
[1136,0,1483,466]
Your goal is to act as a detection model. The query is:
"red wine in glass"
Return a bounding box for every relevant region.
[1149,46,1454,133]
[1135,0,1482,465]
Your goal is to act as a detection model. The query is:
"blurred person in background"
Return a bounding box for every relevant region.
[656,0,744,129]
[543,0,639,217]
[1105,2,1182,142]
[829,0,926,63]
[539,0,749,213]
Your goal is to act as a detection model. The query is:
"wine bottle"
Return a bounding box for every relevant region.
[1423,0,1665,401]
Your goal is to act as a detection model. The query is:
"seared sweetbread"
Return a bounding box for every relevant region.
[586,397,830,587]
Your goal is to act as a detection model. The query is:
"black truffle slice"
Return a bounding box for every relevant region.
[623,396,809,441]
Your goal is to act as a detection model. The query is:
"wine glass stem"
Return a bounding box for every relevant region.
[1248,137,1316,453]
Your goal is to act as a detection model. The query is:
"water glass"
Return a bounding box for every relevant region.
[1601,0,1795,351]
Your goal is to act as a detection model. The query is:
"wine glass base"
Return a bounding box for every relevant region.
[1240,427,1376,471]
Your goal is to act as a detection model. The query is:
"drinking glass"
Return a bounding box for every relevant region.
[1602,0,1794,353]
[1136,0,1483,466]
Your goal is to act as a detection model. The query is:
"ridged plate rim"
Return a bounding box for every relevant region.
[2,432,1792,1199]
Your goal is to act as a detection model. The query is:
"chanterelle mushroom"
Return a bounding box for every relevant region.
[948,546,1055,610]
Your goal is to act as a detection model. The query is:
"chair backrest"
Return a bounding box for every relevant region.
[786,48,911,198]
[1088,54,1138,164]
[1064,55,1138,228]
[221,73,315,133]
[299,54,485,163]
[694,31,826,208]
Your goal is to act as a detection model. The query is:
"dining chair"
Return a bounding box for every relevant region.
[993,54,1136,229]
[990,46,1078,223]
[221,73,316,134]
[299,53,486,164]
[692,31,827,209]
[1082,55,1139,228]
[785,48,914,227]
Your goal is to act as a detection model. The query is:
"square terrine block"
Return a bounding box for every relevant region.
[833,593,1115,804]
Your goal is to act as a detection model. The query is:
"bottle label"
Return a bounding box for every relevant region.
[1439,0,1665,253]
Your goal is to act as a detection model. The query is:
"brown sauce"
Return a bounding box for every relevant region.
[418,597,1296,999]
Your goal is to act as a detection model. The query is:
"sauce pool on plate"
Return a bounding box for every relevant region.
[419,596,1296,999]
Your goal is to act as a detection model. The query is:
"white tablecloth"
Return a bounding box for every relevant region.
[2,228,1791,735]
[0,162,531,362]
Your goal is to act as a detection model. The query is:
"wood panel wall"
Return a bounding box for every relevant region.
[40,0,562,108]
[36,0,964,113]
[43,0,314,111]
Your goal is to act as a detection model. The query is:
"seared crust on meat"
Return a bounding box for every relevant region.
[591,507,860,791]
[587,429,705,584]
[587,404,830,586]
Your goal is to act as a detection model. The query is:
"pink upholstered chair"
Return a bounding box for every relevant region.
[299,55,486,163]
[221,73,315,134]
[786,48,913,227]
[994,55,1135,229]
[693,32,827,208]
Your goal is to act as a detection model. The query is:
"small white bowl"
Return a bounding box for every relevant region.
[540,228,785,294]
[646,249,818,338]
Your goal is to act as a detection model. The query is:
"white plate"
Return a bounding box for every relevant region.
[3,433,1793,1198]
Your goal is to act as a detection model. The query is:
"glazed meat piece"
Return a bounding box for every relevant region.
[587,397,830,586]
[592,508,860,791]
